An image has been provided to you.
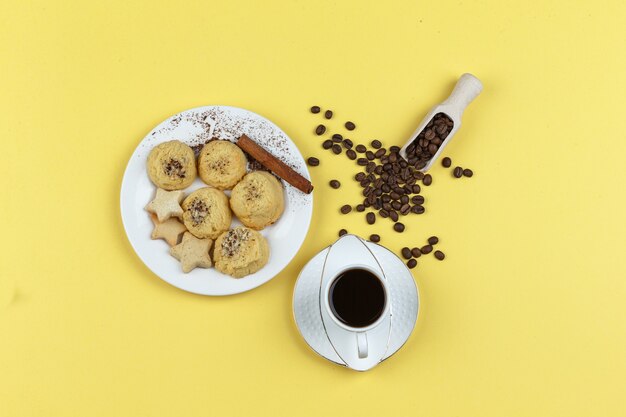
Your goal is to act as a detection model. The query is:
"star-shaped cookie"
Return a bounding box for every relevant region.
[145,188,184,222]
[170,232,213,273]
[150,214,187,246]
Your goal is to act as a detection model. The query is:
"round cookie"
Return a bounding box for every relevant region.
[229,171,285,230]
[181,187,232,239]
[213,227,270,278]
[198,140,247,190]
[147,140,197,190]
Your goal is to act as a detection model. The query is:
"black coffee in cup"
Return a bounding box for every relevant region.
[328,268,386,328]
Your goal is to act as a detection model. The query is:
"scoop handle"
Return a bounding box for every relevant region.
[441,73,483,119]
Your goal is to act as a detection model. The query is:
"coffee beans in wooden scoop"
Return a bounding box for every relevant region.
[405,112,453,170]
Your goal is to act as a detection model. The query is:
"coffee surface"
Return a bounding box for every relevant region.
[329,269,385,328]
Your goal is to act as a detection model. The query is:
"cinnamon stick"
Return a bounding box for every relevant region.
[236,135,314,194]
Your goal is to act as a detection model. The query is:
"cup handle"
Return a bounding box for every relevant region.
[357,332,368,358]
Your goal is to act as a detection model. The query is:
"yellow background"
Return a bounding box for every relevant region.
[1,0,625,416]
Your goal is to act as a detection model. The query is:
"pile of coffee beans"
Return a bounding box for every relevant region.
[405,112,453,170]
[400,236,445,269]
[307,105,474,268]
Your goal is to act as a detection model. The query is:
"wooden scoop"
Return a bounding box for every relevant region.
[399,73,483,172]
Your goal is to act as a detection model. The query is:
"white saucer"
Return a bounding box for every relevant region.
[292,236,419,368]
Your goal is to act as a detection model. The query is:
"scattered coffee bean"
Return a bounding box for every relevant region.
[394,222,405,233]
[442,157,452,168]
[389,146,400,153]
[357,158,368,166]
[369,234,381,243]
[355,144,366,153]
[423,174,432,186]
[338,229,348,237]
[315,125,326,135]
[346,149,357,160]
[420,245,433,254]
[310,106,321,114]
[366,212,376,224]
[355,172,365,181]
[329,180,341,189]
[401,247,412,259]
[428,236,438,245]
[307,157,319,166]
[324,110,333,119]
[371,140,382,149]
[332,144,342,155]
[356,204,365,212]
[407,259,417,269]
[453,166,463,178]
[374,149,386,159]
[343,139,353,149]
[389,211,399,222]
[345,121,356,130]
[332,133,343,142]
[411,247,421,258]
[411,205,425,214]
[340,204,352,214]
[463,168,473,177]
[434,250,445,260]
[365,151,375,161]
[411,195,424,204]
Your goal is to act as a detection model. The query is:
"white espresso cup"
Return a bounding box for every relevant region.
[322,264,390,359]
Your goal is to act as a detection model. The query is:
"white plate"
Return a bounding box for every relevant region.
[120,106,313,296]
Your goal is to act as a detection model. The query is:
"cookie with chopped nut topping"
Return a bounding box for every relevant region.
[181,187,231,239]
[229,171,284,230]
[147,140,197,190]
[213,227,269,278]
[198,140,247,190]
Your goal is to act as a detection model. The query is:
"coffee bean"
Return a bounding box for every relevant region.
[366,151,375,161]
[343,139,353,149]
[371,140,382,149]
[363,186,372,196]
[357,158,368,166]
[324,110,333,119]
[332,133,343,142]
[400,195,409,204]
[407,259,417,269]
[379,209,389,218]
[400,204,410,215]
[332,144,342,155]
[411,205,425,214]
[389,211,399,222]
[391,201,401,210]
[420,245,433,254]
[434,250,445,260]
[315,125,326,135]
[355,144,366,153]
[411,247,421,258]
[374,149,386,159]
[401,247,412,259]
[369,234,381,243]
[422,174,432,186]
[346,149,357,160]
[363,199,370,208]
[329,180,341,189]
[410,196,422,205]
[390,146,400,153]
[366,212,376,225]
[428,144,438,154]
[425,129,435,140]
[356,204,365,212]
[394,222,405,233]
[355,172,366,181]
[310,106,321,114]
[442,157,452,168]
[428,236,439,245]
[338,229,348,237]
[453,167,463,178]
[463,168,473,177]
[345,121,356,130]
[374,165,383,175]
[307,157,319,166]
